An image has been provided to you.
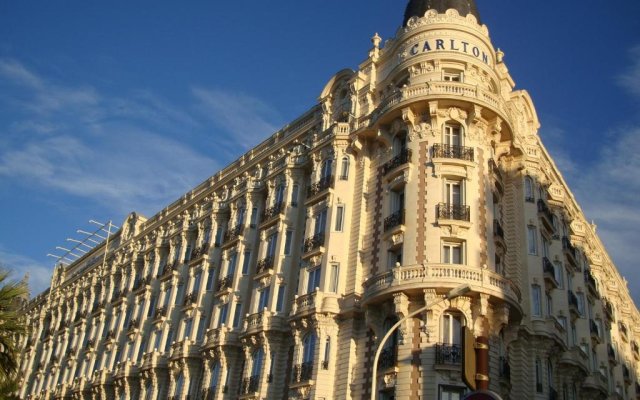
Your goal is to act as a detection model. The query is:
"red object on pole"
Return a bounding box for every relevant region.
[475,336,490,391]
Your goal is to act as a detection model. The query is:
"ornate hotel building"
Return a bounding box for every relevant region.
[17,1,640,399]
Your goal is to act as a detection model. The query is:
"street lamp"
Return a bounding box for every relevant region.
[371,284,472,400]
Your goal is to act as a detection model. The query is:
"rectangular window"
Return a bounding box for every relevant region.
[291,184,299,207]
[276,285,285,312]
[546,293,553,316]
[284,230,293,255]
[307,267,321,293]
[266,233,278,258]
[215,227,223,247]
[443,242,463,264]
[315,209,328,234]
[329,264,339,293]
[227,252,238,276]
[193,270,202,293]
[147,295,156,317]
[554,263,564,289]
[527,226,538,255]
[242,251,251,275]
[232,303,243,328]
[444,124,462,146]
[531,285,542,317]
[577,293,585,316]
[153,330,162,352]
[439,385,466,400]
[174,283,184,305]
[218,304,229,327]
[250,207,258,227]
[445,180,462,206]
[335,205,345,231]
[164,329,173,353]
[196,316,207,342]
[258,287,271,310]
[184,318,193,339]
[205,269,215,290]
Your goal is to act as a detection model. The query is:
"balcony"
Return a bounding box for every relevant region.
[568,291,580,318]
[584,270,598,297]
[183,292,198,307]
[432,143,474,162]
[562,236,579,270]
[154,306,167,320]
[435,343,461,366]
[363,263,522,311]
[243,310,287,336]
[223,224,243,244]
[436,203,470,222]
[255,256,274,278]
[241,375,260,395]
[127,318,139,332]
[542,257,558,289]
[582,371,608,397]
[307,175,333,199]
[377,348,397,370]
[303,232,325,254]
[291,362,313,383]
[204,326,239,349]
[537,199,555,232]
[162,260,180,276]
[384,209,405,232]
[381,148,412,176]
[216,275,233,294]
[261,202,283,224]
[189,243,210,262]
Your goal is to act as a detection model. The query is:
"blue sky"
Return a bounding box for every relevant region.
[1,1,640,302]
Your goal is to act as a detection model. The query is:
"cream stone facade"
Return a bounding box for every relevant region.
[17,1,640,400]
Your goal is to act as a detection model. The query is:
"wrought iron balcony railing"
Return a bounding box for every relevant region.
[436,343,461,365]
[256,256,274,275]
[291,361,313,383]
[377,348,396,370]
[308,175,333,197]
[223,224,243,243]
[437,203,470,222]
[542,257,555,276]
[381,148,412,175]
[241,375,260,394]
[303,232,325,253]
[183,292,197,306]
[384,209,405,232]
[537,199,554,225]
[433,143,474,161]
[216,275,233,292]
[261,202,283,223]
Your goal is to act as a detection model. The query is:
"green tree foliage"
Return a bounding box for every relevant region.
[0,269,28,399]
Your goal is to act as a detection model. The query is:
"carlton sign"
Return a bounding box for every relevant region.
[405,38,492,65]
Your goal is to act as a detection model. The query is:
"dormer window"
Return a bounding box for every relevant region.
[443,69,463,82]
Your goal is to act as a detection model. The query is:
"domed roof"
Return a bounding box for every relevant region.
[403,0,481,26]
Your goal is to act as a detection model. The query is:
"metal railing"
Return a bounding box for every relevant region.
[308,175,333,197]
[241,375,260,394]
[384,209,405,232]
[256,256,274,275]
[291,362,313,383]
[381,148,412,175]
[437,203,470,221]
[261,202,283,223]
[435,343,461,365]
[304,232,325,253]
[216,275,233,292]
[433,143,474,161]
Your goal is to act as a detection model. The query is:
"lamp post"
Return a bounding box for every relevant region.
[371,284,472,400]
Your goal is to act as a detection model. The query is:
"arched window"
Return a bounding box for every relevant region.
[251,348,264,379]
[524,176,534,202]
[340,157,350,180]
[302,332,317,364]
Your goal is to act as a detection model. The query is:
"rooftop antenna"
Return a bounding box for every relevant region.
[48,220,119,268]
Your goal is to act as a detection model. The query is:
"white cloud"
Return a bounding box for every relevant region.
[0,247,52,296]
[0,58,44,89]
[192,87,281,150]
[618,45,640,98]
